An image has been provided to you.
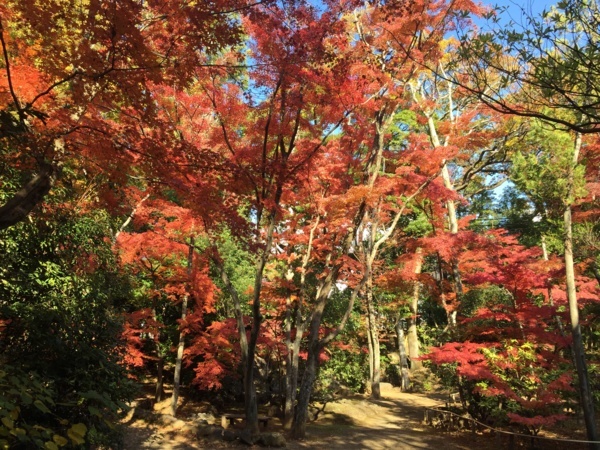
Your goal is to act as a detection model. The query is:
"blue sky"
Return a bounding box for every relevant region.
[491,0,557,14]
[482,0,558,23]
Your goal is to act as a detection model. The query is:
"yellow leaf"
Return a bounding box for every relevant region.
[9,409,19,421]
[44,442,59,450]
[0,418,13,430]
[67,423,87,445]
[53,434,68,446]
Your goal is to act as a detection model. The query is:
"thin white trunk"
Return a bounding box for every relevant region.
[564,133,598,446]
[408,248,423,371]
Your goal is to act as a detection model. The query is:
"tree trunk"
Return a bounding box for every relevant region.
[429,118,463,319]
[217,264,259,434]
[284,218,318,430]
[366,271,381,399]
[283,296,295,430]
[291,269,364,439]
[447,309,457,328]
[155,356,165,402]
[238,210,281,436]
[367,318,374,390]
[564,133,599,447]
[0,163,55,230]
[152,302,165,403]
[541,235,549,261]
[284,333,301,430]
[396,320,410,390]
[170,296,187,415]
[441,164,459,234]
[283,296,305,430]
[408,248,423,371]
[114,194,149,243]
[171,237,194,416]
[292,331,320,440]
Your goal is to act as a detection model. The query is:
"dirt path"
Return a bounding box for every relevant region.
[287,384,484,450]
[123,383,494,449]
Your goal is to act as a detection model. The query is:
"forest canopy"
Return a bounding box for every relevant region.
[0,0,599,448]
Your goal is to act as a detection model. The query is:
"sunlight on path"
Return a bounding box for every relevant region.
[287,384,478,450]
[123,383,486,449]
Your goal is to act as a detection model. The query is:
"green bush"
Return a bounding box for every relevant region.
[316,345,368,397]
[0,210,136,448]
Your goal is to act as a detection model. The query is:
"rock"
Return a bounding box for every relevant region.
[196,425,215,437]
[239,429,260,446]
[197,401,219,416]
[179,423,198,435]
[195,412,216,424]
[258,432,286,448]
[221,429,238,442]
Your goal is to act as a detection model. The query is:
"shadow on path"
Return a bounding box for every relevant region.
[287,384,491,450]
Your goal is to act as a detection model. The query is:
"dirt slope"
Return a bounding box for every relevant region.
[122,383,496,449]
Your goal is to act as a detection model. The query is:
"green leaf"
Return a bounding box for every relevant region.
[88,406,102,417]
[19,392,33,405]
[11,427,26,437]
[34,399,51,414]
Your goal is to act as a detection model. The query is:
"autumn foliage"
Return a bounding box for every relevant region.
[1,0,600,447]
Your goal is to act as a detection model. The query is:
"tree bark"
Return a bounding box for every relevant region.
[114,194,150,242]
[292,269,363,439]
[283,291,305,430]
[0,163,55,230]
[283,323,302,430]
[284,218,318,430]
[217,263,259,435]
[151,300,165,403]
[292,335,320,440]
[407,248,423,371]
[396,320,410,390]
[292,292,328,440]
[427,116,463,323]
[170,296,187,415]
[366,270,381,399]
[283,294,295,430]
[564,133,599,448]
[155,356,165,402]
[171,237,194,416]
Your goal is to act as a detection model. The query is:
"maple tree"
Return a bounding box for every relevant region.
[447,2,600,443]
[116,195,218,416]
[2,0,600,447]
[132,0,366,437]
[0,0,258,230]
[427,228,586,433]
